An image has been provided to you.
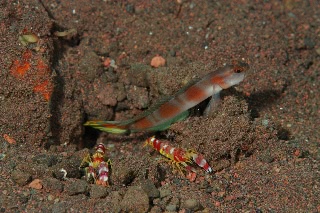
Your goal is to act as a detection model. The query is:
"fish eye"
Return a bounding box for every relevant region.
[234,67,243,73]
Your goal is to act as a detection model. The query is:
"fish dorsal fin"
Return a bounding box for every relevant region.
[125,95,173,123]
[130,76,201,120]
[175,76,202,95]
[115,76,202,126]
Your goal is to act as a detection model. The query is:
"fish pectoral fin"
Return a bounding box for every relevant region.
[204,92,221,117]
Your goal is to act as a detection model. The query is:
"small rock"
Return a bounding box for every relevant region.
[303,37,315,49]
[186,172,197,182]
[65,180,88,196]
[159,189,171,198]
[152,198,160,205]
[97,83,118,106]
[166,204,177,211]
[128,64,150,87]
[28,179,43,190]
[212,159,230,171]
[120,186,149,212]
[42,178,64,193]
[3,134,16,144]
[109,191,122,213]
[200,180,209,189]
[11,170,32,186]
[78,51,102,82]
[169,49,176,57]
[258,150,274,163]
[149,206,162,213]
[48,194,54,201]
[23,191,30,197]
[261,119,269,127]
[52,202,67,213]
[0,153,6,161]
[52,156,81,179]
[127,86,150,109]
[151,55,166,68]
[125,3,135,14]
[32,154,58,167]
[172,178,182,185]
[182,199,202,211]
[141,179,160,199]
[18,192,30,204]
[205,187,214,194]
[90,184,108,199]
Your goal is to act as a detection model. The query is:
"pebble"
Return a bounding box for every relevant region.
[0,153,6,161]
[125,4,135,14]
[149,206,162,213]
[128,63,150,87]
[151,56,166,68]
[52,156,82,179]
[182,199,201,211]
[126,85,150,109]
[11,169,32,186]
[109,191,122,212]
[90,184,108,199]
[166,204,177,211]
[200,180,209,189]
[23,191,30,196]
[42,178,64,193]
[29,179,43,190]
[159,189,171,198]
[120,186,149,212]
[303,37,315,49]
[65,180,88,196]
[52,202,67,213]
[211,159,230,171]
[97,83,120,106]
[262,119,269,127]
[32,154,58,167]
[258,150,274,163]
[78,51,101,82]
[141,179,160,199]
[48,194,54,201]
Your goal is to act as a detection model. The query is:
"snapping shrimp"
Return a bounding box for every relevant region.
[144,136,212,175]
[79,143,111,186]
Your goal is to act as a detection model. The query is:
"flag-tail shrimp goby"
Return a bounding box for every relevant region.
[144,136,212,174]
[84,61,249,134]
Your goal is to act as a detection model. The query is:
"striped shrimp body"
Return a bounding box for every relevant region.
[144,136,212,175]
[79,143,111,186]
[96,161,110,186]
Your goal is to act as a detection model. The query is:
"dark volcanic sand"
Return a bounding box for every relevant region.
[0,0,319,212]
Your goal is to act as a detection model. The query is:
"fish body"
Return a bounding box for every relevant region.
[85,61,249,134]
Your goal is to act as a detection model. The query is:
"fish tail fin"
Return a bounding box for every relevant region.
[84,120,129,134]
